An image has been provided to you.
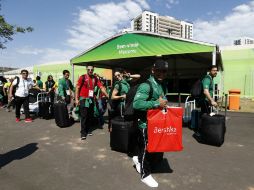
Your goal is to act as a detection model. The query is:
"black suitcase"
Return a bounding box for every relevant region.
[38,102,52,120]
[190,110,201,131]
[200,114,226,146]
[110,117,137,153]
[54,102,70,128]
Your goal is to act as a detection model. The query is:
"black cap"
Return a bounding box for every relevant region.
[153,59,169,70]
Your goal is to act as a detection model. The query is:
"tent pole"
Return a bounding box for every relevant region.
[212,48,217,100]
[72,63,74,85]
[212,48,216,66]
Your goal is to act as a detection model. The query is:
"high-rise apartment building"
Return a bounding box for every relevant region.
[131,11,193,39]
[181,21,193,39]
[131,11,158,33]
[234,37,254,46]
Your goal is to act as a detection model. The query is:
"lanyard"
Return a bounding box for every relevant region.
[23,79,27,90]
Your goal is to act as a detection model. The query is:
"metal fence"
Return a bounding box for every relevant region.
[165,92,254,113]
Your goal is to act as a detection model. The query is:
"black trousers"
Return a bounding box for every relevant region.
[15,96,30,119]
[200,100,211,115]
[138,127,152,179]
[137,127,163,178]
[80,99,94,136]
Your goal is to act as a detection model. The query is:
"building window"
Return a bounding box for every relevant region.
[234,40,241,45]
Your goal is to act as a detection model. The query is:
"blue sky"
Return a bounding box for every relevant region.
[0,0,253,68]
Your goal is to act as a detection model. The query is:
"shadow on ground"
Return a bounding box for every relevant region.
[151,158,174,173]
[0,143,39,168]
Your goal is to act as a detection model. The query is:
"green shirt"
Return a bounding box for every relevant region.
[201,74,213,101]
[36,80,43,89]
[133,75,165,129]
[113,78,130,106]
[114,79,130,95]
[58,77,74,97]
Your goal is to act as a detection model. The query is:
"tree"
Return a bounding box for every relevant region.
[0,1,33,49]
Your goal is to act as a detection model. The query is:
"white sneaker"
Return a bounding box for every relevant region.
[141,175,158,188]
[132,156,141,174]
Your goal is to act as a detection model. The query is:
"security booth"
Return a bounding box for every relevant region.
[70,31,223,102]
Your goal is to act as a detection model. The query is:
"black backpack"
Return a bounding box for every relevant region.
[108,81,122,110]
[12,76,20,96]
[124,80,153,121]
[190,79,202,99]
[190,76,212,99]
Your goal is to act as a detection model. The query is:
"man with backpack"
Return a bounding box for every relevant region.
[132,59,168,188]
[191,65,218,139]
[199,65,218,114]
[75,65,109,140]
[9,70,35,122]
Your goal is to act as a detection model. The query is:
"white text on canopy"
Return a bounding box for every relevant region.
[116,42,139,55]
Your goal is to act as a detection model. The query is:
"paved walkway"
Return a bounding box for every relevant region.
[0,109,254,190]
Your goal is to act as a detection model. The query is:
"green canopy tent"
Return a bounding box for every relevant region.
[71,31,222,93]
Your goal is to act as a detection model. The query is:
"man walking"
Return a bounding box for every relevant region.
[132,60,168,188]
[75,65,109,140]
[9,70,34,122]
[199,65,218,114]
[193,65,219,139]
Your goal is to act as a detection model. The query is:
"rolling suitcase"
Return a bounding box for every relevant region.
[38,102,52,119]
[110,116,137,153]
[200,114,226,146]
[38,92,53,119]
[190,109,201,131]
[54,102,70,128]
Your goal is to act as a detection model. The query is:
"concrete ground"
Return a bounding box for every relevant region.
[0,109,254,190]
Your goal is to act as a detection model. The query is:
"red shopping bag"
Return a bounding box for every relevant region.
[147,107,183,152]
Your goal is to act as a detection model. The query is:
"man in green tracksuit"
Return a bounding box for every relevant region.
[193,65,219,139]
[132,59,168,188]
[199,65,218,114]
[58,70,74,104]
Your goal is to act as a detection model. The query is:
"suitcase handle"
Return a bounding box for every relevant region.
[120,102,124,118]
